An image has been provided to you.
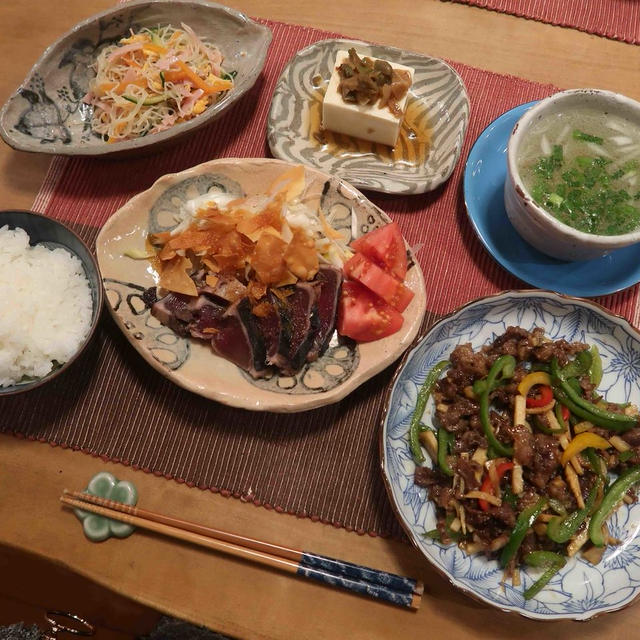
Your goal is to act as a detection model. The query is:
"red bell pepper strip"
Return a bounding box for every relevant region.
[478,461,514,511]
[526,384,554,408]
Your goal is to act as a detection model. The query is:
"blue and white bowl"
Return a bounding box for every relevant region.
[381,289,640,620]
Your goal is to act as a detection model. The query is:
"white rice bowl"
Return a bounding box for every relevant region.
[0,225,93,387]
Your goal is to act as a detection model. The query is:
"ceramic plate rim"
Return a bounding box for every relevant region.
[380,288,640,620]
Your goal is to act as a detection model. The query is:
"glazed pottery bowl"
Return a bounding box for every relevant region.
[0,211,103,396]
[0,0,271,157]
[95,157,427,412]
[504,89,640,261]
[381,289,640,620]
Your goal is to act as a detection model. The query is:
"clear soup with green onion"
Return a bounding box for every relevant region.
[517,109,640,235]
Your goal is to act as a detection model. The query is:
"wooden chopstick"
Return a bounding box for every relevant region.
[61,491,422,610]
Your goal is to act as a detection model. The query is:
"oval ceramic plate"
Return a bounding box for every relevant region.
[0,0,271,157]
[96,158,426,412]
[0,210,103,396]
[464,102,640,297]
[267,39,470,194]
[381,290,640,620]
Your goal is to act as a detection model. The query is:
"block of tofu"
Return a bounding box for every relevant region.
[322,50,414,147]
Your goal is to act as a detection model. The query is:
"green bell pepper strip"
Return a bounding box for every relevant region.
[551,358,638,431]
[554,402,568,431]
[546,477,602,543]
[553,387,632,432]
[585,447,605,478]
[589,466,640,546]
[523,551,566,600]
[533,415,565,435]
[589,345,603,387]
[547,498,567,516]
[437,428,454,477]
[480,355,516,458]
[409,360,449,463]
[619,450,636,463]
[553,387,637,432]
[500,497,548,568]
[560,350,592,379]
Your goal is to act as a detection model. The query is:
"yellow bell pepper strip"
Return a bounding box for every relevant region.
[589,466,640,546]
[551,358,638,431]
[546,477,602,543]
[523,551,566,600]
[500,497,547,568]
[408,360,449,464]
[517,371,552,406]
[561,432,610,467]
[480,355,516,458]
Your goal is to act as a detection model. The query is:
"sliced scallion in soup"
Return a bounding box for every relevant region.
[517,109,640,235]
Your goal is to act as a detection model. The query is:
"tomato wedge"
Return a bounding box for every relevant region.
[337,280,404,342]
[350,222,408,281]
[343,252,414,312]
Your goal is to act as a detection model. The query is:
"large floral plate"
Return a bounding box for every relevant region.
[267,39,470,195]
[96,158,426,412]
[381,290,640,620]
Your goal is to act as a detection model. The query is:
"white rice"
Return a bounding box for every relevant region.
[0,225,93,387]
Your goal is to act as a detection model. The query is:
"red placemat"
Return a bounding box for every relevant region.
[4,19,640,539]
[444,0,640,45]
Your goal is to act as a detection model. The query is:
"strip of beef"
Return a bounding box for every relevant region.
[306,265,342,362]
[505,423,535,468]
[527,434,561,490]
[437,396,479,433]
[454,457,480,490]
[415,467,454,509]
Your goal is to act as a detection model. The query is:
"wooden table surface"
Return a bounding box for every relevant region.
[2,1,640,638]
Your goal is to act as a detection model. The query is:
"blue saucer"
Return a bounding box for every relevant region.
[463,101,640,298]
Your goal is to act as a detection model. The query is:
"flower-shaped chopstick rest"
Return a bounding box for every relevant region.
[74,472,138,542]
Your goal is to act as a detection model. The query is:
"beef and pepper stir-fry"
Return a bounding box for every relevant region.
[410,327,640,599]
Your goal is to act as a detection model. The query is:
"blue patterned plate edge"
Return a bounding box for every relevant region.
[379,289,640,621]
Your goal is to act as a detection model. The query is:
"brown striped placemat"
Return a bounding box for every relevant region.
[444,0,640,44]
[3,19,640,539]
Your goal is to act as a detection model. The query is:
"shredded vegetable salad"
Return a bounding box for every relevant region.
[83,24,234,142]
